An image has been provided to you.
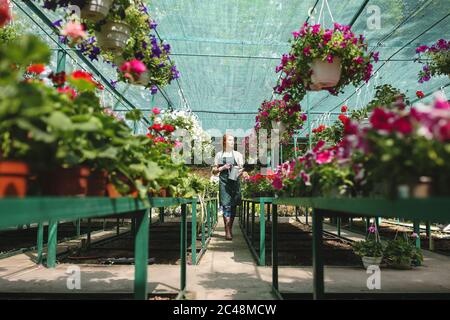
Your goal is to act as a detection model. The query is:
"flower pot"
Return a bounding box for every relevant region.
[390,257,412,270]
[87,170,107,196]
[310,57,342,90]
[96,21,131,55]
[0,161,29,198]
[106,182,122,199]
[132,70,150,86]
[42,167,90,196]
[362,256,383,269]
[106,175,138,198]
[271,121,286,137]
[81,0,113,23]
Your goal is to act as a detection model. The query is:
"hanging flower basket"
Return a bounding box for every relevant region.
[96,21,131,55]
[361,256,383,269]
[274,22,378,103]
[271,120,286,137]
[310,57,342,90]
[81,0,113,23]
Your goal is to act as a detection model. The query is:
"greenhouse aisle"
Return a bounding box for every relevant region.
[186,219,274,300]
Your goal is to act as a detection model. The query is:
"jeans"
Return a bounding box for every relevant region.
[222,205,236,218]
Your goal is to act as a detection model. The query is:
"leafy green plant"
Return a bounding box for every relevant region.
[384,235,423,267]
[352,239,384,258]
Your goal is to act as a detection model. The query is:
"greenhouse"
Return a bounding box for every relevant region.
[0,0,449,302]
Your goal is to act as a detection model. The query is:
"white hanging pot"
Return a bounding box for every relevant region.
[96,21,131,55]
[310,57,342,90]
[271,120,286,137]
[81,0,113,23]
[362,256,382,269]
[133,70,150,86]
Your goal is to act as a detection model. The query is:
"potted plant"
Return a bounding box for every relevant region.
[352,225,384,268]
[415,39,449,83]
[0,35,52,197]
[95,0,132,55]
[81,0,114,23]
[384,233,423,269]
[275,22,378,103]
[255,100,306,143]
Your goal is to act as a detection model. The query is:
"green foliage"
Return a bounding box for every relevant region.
[352,239,384,257]
[384,236,423,267]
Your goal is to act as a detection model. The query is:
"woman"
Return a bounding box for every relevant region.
[212,134,245,240]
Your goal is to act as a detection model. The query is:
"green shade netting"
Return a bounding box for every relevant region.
[12,0,450,136]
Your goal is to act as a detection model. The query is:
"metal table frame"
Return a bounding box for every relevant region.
[0,197,192,300]
[240,198,273,265]
[271,197,450,300]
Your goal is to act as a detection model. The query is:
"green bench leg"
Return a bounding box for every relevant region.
[76,219,81,237]
[191,199,197,265]
[47,220,58,268]
[426,221,434,251]
[259,200,266,266]
[134,209,149,300]
[36,222,44,264]
[180,203,187,292]
[271,204,278,292]
[312,209,324,300]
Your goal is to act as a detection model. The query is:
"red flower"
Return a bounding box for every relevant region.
[393,116,413,135]
[416,90,425,99]
[48,71,66,87]
[146,133,153,139]
[57,86,77,100]
[152,107,161,115]
[163,124,175,132]
[150,123,163,131]
[27,64,46,75]
[338,114,350,125]
[0,1,12,28]
[71,70,94,82]
[370,108,394,132]
[341,105,348,113]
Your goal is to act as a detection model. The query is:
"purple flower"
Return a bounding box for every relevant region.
[150,21,158,29]
[110,80,118,88]
[142,41,148,49]
[372,51,379,63]
[158,62,166,68]
[135,52,145,60]
[52,19,63,28]
[150,85,158,95]
[171,66,180,79]
[58,35,68,44]
[326,54,334,63]
[368,225,376,233]
[152,45,162,58]
[411,232,418,238]
[163,43,171,53]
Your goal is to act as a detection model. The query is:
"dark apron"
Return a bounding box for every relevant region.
[219,154,241,207]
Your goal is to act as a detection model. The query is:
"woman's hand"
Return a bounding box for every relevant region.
[219,164,231,172]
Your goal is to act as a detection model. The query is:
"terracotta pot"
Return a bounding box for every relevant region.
[87,170,107,196]
[106,174,138,198]
[0,161,29,198]
[96,21,131,55]
[42,167,90,196]
[106,182,122,199]
[310,57,342,90]
[81,0,113,23]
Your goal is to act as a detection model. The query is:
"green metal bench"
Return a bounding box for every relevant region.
[271,197,450,300]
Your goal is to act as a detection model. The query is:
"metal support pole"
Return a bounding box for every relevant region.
[312,209,324,300]
[207,201,212,238]
[159,207,164,223]
[191,199,197,265]
[337,217,341,237]
[134,209,149,300]
[116,217,120,236]
[46,220,58,268]
[426,221,434,251]
[76,219,81,237]
[180,203,187,292]
[260,200,266,266]
[251,202,256,246]
[307,93,312,150]
[87,218,91,248]
[271,204,278,292]
[36,222,44,264]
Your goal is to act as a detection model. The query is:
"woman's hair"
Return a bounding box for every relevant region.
[222,134,234,150]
